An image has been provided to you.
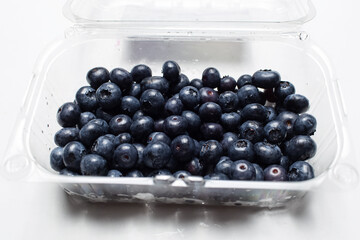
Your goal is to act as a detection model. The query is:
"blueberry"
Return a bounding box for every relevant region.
[120,96,140,116]
[193,139,201,157]
[54,128,79,147]
[253,163,264,181]
[127,83,142,98]
[60,168,79,176]
[104,134,116,141]
[214,157,233,177]
[238,120,264,143]
[228,139,255,162]
[219,76,236,92]
[279,156,291,170]
[95,82,122,110]
[171,135,195,162]
[80,154,108,176]
[231,160,256,180]
[204,173,229,180]
[264,106,277,123]
[126,170,144,177]
[164,97,183,116]
[95,107,115,122]
[254,142,282,166]
[79,119,109,147]
[75,86,98,111]
[237,85,262,108]
[284,135,316,162]
[199,140,223,165]
[107,169,123,177]
[252,69,281,89]
[264,120,287,144]
[78,112,96,128]
[163,115,188,137]
[130,116,154,141]
[91,135,115,160]
[221,132,238,154]
[169,73,190,94]
[173,170,191,179]
[199,102,222,122]
[86,67,110,89]
[220,112,241,131]
[143,142,171,169]
[202,67,221,88]
[148,169,172,177]
[190,78,203,90]
[154,118,165,132]
[236,74,252,88]
[181,110,201,133]
[162,60,181,82]
[141,76,169,94]
[114,132,132,146]
[288,161,314,181]
[199,87,219,103]
[148,132,171,145]
[185,157,204,175]
[110,68,133,90]
[263,88,277,102]
[63,141,87,172]
[274,81,295,101]
[276,111,299,139]
[263,165,287,181]
[200,123,224,140]
[133,143,145,169]
[293,113,317,135]
[112,143,138,169]
[283,94,309,113]
[50,147,65,172]
[132,110,146,121]
[109,114,133,135]
[218,91,239,112]
[140,89,165,117]
[57,102,81,127]
[131,64,152,83]
[241,103,267,122]
[179,86,201,109]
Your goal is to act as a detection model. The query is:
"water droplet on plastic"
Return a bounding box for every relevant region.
[299,32,308,41]
[333,163,359,188]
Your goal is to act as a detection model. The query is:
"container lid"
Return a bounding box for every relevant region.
[63,0,316,26]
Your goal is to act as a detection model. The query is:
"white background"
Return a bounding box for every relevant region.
[0,1,359,239]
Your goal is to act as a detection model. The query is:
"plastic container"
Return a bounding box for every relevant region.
[2,0,358,207]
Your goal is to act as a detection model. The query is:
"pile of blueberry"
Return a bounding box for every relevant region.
[50,61,317,182]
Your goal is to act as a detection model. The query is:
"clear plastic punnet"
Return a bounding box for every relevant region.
[2,0,358,207]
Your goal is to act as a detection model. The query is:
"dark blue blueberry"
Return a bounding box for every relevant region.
[199,102,222,122]
[148,169,172,177]
[264,88,277,102]
[238,120,264,143]
[54,128,79,147]
[109,114,132,135]
[110,68,133,90]
[133,143,145,169]
[107,169,123,177]
[79,118,109,147]
[202,67,221,88]
[57,102,81,127]
[173,170,191,179]
[231,160,256,180]
[276,111,299,139]
[275,103,287,114]
[264,106,277,122]
[293,113,317,135]
[283,94,309,113]
[143,142,171,169]
[131,64,152,83]
[264,120,287,144]
[199,87,219,103]
[218,91,239,113]
[228,139,255,162]
[219,76,236,92]
[179,86,201,109]
[169,73,190,94]
[220,112,241,131]
[288,161,314,181]
[91,135,115,160]
[204,173,229,180]
[80,154,108,176]
[147,132,171,145]
[171,135,195,162]
[279,156,291,170]
[199,140,223,165]
[274,81,295,101]
[236,74,252,88]
[86,67,110,89]
[190,78,203,90]
[140,89,165,117]
[154,118,165,132]
[185,157,204,175]
[164,156,180,172]
[141,76,169,94]
[50,147,65,172]
[221,132,238,154]
[127,83,142,98]
[214,157,233,177]
[103,134,115,141]
[63,141,87,172]
[241,103,267,122]
[95,107,115,122]
[259,91,267,105]
[253,163,264,181]
[78,112,96,128]
[126,170,144,177]
[60,168,79,176]
[237,85,262,108]
[162,60,181,82]
[263,165,287,181]
[132,110,146,121]
[252,69,281,89]
[284,135,317,162]
[164,97,183,116]
[193,139,201,157]
[200,123,223,140]
[112,143,138,169]
[163,115,188,137]
[114,133,132,146]
[130,116,154,141]
[181,110,201,133]
[120,96,140,116]
[254,142,282,166]
[95,82,122,110]
[75,86,98,111]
